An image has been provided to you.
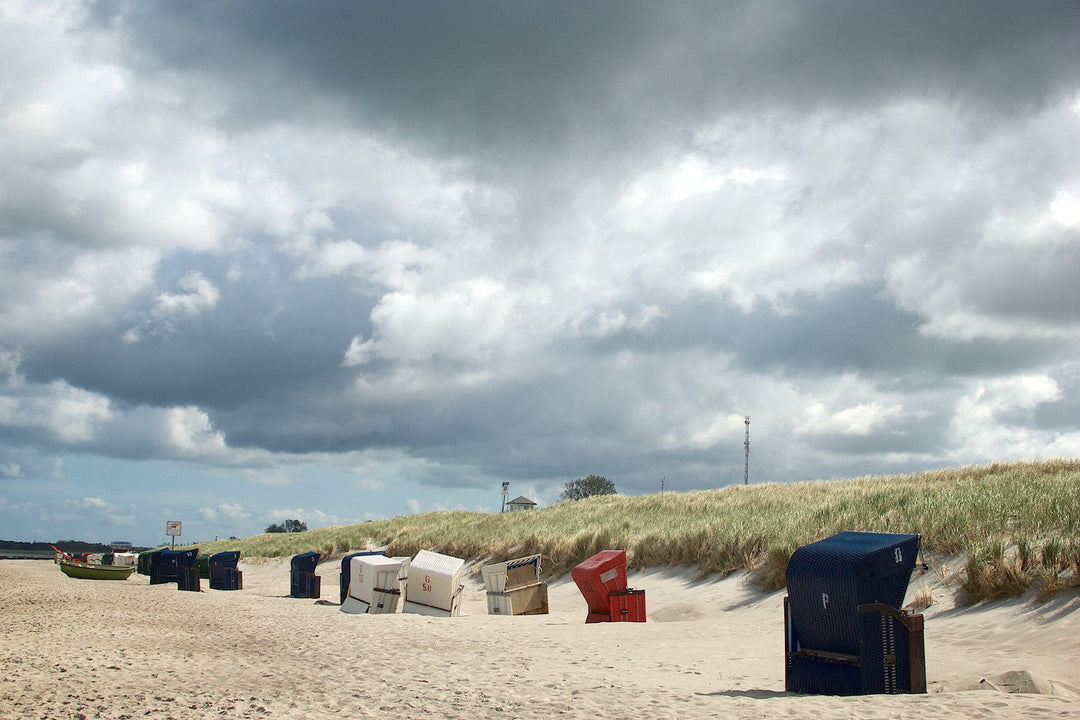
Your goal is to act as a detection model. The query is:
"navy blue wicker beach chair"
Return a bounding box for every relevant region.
[784,531,926,695]
[290,552,321,599]
[174,548,200,592]
[209,551,243,591]
[150,549,180,585]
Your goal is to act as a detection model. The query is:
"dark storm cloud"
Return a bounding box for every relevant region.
[208,285,969,485]
[961,232,1080,323]
[19,259,373,410]
[564,283,1069,380]
[98,1,1080,160]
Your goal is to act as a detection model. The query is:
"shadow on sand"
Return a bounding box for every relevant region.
[696,689,791,699]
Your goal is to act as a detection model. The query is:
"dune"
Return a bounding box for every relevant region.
[1,557,1078,719]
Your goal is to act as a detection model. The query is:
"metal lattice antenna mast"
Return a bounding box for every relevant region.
[744,415,750,485]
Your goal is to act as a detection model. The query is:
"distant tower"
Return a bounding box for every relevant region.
[744,415,750,485]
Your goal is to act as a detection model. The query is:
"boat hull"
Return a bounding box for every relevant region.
[59,560,135,580]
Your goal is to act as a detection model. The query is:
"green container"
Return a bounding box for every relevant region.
[137,549,159,575]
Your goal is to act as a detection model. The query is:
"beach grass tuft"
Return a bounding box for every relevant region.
[187,459,1080,604]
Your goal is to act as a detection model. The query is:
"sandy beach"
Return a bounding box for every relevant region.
[2,557,1078,719]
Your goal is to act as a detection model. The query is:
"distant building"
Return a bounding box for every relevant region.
[506,495,537,512]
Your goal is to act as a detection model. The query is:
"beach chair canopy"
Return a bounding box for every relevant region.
[348,554,404,605]
[407,550,465,611]
[210,551,241,569]
[340,551,384,604]
[482,554,542,594]
[571,550,628,616]
[163,548,199,568]
[291,552,320,574]
[786,532,919,654]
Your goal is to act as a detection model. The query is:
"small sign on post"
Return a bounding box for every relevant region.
[166,520,182,548]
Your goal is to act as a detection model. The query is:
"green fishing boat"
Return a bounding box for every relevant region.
[59,558,135,580]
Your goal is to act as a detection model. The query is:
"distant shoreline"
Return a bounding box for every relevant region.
[0,539,137,560]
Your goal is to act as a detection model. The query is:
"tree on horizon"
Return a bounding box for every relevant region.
[560,475,616,501]
[265,519,308,533]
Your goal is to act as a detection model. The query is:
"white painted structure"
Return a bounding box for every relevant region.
[404,549,465,617]
[341,554,404,614]
[112,552,138,567]
[482,554,548,616]
[482,553,541,593]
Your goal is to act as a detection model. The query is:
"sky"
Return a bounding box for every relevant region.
[2,1,1079,547]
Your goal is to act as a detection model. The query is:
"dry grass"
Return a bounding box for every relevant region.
[908,586,935,611]
[186,459,1080,604]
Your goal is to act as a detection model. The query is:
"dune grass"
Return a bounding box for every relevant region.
[187,459,1080,604]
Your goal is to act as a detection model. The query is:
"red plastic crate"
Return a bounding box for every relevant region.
[572,550,629,622]
[609,589,646,622]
